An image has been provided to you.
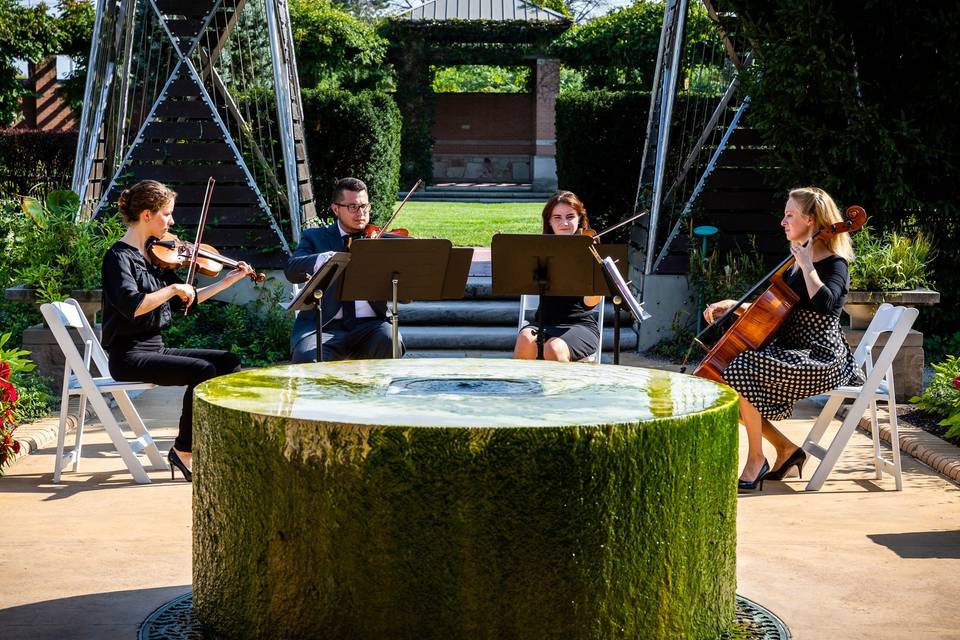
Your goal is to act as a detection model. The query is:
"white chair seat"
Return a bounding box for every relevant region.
[830,379,890,398]
[518,294,605,363]
[801,303,917,491]
[41,298,167,484]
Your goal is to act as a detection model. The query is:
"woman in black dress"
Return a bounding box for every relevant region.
[513,191,602,362]
[703,187,862,491]
[101,180,254,481]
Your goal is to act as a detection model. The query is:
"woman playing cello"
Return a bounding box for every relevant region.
[703,187,863,491]
[101,180,254,481]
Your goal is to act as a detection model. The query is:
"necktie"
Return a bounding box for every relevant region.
[340,233,358,328]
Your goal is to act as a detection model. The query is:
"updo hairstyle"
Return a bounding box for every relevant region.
[117,180,177,224]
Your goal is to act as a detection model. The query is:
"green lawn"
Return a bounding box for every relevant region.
[391,201,542,247]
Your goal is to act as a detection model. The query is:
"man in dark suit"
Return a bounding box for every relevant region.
[285,177,404,363]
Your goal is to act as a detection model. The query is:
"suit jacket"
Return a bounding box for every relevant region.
[285,223,388,346]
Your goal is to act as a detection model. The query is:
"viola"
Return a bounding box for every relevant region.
[146,232,267,284]
[689,205,867,383]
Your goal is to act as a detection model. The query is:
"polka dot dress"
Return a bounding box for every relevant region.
[723,308,864,420]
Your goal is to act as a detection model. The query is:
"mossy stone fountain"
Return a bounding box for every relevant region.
[193,359,739,639]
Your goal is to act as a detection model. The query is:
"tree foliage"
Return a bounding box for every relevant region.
[550,1,718,90]
[431,65,530,93]
[289,0,389,91]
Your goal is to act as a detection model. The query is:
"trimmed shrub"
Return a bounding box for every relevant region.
[301,88,401,223]
[555,90,649,232]
[0,129,77,196]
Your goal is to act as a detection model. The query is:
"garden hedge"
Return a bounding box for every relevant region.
[556,90,719,234]
[0,129,76,196]
[301,88,401,224]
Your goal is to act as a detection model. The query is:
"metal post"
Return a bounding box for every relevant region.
[391,275,400,359]
[644,0,688,275]
[265,0,302,239]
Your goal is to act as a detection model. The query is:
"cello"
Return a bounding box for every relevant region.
[689,205,867,384]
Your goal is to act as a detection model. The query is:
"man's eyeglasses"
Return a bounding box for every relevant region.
[334,202,371,214]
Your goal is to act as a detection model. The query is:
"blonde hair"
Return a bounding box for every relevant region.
[117,180,177,224]
[787,187,854,261]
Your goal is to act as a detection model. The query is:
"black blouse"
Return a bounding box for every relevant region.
[536,295,600,328]
[101,241,185,350]
[784,254,851,317]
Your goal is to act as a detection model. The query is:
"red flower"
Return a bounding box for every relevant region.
[0,361,9,382]
[952,376,960,391]
[12,440,20,454]
[0,379,16,405]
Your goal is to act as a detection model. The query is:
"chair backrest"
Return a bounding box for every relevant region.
[852,303,919,390]
[518,294,605,363]
[40,298,110,379]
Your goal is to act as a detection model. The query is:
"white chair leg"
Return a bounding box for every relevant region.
[72,393,87,473]
[870,398,882,480]
[803,394,844,449]
[886,370,903,491]
[53,385,71,484]
[806,394,872,491]
[85,390,151,484]
[113,390,168,469]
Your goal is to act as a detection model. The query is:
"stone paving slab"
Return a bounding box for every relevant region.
[2,375,960,639]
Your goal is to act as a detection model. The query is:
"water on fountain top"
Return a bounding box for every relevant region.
[195,358,736,428]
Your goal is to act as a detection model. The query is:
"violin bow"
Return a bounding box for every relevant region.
[375,178,422,239]
[592,209,649,242]
[183,177,216,315]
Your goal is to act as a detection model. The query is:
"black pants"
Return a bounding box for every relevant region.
[292,318,403,363]
[108,340,241,452]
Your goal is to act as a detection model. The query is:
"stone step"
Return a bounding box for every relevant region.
[400,299,634,325]
[401,325,639,351]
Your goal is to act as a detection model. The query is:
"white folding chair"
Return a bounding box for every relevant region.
[40,298,166,484]
[518,294,605,363]
[801,303,918,491]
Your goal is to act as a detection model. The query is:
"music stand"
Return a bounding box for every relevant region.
[282,252,351,363]
[491,234,598,360]
[589,244,651,365]
[339,238,460,358]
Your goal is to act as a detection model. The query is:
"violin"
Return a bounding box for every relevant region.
[347,179,422,246]
[360,224,410,239]
[146,232,267,284]
[688,205,867,383]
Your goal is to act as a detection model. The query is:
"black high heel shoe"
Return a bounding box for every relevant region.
[766,448,807,481]
[738,459,769,492]
[168,448,192,482]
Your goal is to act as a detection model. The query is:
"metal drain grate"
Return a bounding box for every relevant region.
[140,592,790,639]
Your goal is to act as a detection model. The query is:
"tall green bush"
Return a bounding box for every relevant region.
[301,88,401,224]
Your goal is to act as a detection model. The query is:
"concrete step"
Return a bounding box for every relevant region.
[400,299,634,325]
[401,325,639,351]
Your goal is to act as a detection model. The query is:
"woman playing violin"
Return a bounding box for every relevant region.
[101,180,255,481]
[703,187,862,491]
[513,191,602,362]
